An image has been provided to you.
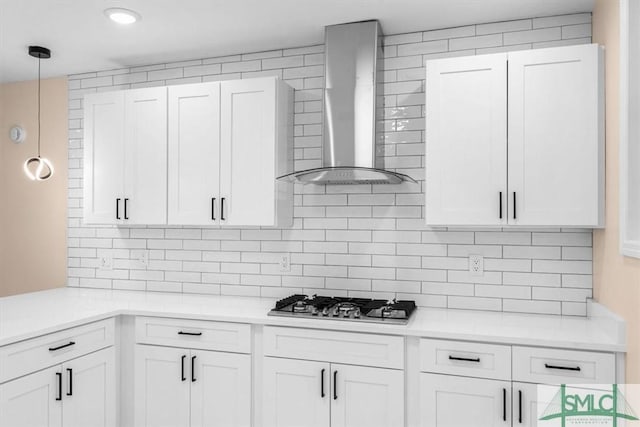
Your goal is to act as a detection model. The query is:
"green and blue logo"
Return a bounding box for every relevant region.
[539,384,638,426]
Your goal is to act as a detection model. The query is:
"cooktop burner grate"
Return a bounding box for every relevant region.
[269,295,417,325]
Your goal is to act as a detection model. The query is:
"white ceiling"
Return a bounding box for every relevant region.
[0,0,594,83]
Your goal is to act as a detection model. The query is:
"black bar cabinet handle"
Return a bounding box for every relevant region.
[211,198,216,221]
[503,388,507,421]
[518,389,522,423]
[499,192,503,219]
[321,368,325,398]
[333,370,337,400]
[191,355,196,382]
[49,341,75,352]
[448,355,481,363]
[181,355,186,381]
[178,331,202,336]
[544,363,581,372]
[124,198,129,220]
[116,198,121,220]
[513,192,517,219]
[66,368,73,396]
[56,372,62,401]
[221,197,226,221]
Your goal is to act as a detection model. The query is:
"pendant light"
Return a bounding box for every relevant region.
[23,45,54,181]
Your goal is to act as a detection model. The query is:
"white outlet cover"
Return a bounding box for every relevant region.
[469,255,484,276]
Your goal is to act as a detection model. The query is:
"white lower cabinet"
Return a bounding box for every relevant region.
[0,347,116,427]
[0,366,62,427]
[134,344,251,427]
[330,363,404,427]
[512,382,538,427]
[262,357,404,427]
[262,358,329,427]
[420,373,510,427]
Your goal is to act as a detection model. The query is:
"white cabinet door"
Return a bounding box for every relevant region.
[262,357,330,427]
[512,382,539,427]
[124,87,168,225]
[83,91,125,224]
[508,44,604,226]
[134,345,190,427]
[425,53,508,226]
[330,364,404,427]
[220,78,277,226]
[0,366,62,427]
[420,373,510,427]
[191,351,251,427]
[63,347,116,427]
[168,83,221,225]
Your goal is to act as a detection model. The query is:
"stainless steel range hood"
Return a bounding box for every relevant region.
[277,20,417,185]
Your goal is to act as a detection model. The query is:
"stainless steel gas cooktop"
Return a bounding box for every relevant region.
[268,294,417,325]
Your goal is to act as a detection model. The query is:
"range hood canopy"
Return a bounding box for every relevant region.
[277,20,417,185]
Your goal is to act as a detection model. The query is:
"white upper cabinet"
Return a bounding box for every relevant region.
[168,82,222,225]
[425,44,604,227]
[425,53,507,226]
[124,88,168,225]
[84,87,167,225]
[508,44,604,226]
[220,77,293,227]
[83,92,125,224]
[85,77,293,227]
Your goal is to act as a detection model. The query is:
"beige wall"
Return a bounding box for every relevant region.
[592,0,640,384]
[0,78,68,297]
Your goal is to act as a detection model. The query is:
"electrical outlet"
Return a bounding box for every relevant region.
[99,253,113,271]
[279,253,291,272]
[138,251,148,268]
[469,255,484,276]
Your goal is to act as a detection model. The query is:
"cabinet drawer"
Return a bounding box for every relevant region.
[263,326,404,369]
[419,338,511,380]
[0,318,115,383]
[513,346,615,384]
[135,316,251,354]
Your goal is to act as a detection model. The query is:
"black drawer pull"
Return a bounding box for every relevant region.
[503,388,507,421]
[448,355,480,363]
[178,331,202,336]
[66,368,73,396]
[56,372,62,401]
[49,341,75,352]
[518,389,522,423]
[544,363,581,372]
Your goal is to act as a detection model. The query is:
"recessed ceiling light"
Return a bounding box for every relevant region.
[104,8,141,25]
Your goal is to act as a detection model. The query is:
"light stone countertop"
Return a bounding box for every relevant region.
[0,287,625,352]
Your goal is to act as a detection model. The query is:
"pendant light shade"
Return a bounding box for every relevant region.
[24,45,54,181]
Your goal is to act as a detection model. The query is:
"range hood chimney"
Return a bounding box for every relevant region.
[277,20,417,185]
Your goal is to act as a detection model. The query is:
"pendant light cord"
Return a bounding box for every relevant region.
[37,56,41,158]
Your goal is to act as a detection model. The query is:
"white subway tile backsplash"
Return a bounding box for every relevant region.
[449,34,503,51]
[503,27,561,45]
[476,19,532,35]
[67,13,593,315]
[532,13,592,29]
